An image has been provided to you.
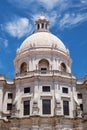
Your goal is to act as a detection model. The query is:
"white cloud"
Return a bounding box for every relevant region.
[32,11,58,29]
[4,39,8,48]
[7,0,70,11]
[49,12,59,27]
[81,0,87,4]
[5,17,32,38]
[39,0,59,9]
[0,37,8,48]
[39,0,70,10]
[59,13,87,29]
[6,0,87,31]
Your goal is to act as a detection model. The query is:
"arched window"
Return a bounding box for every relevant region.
[37,24,40,30]
[41,23,44,29]
[20,62,27,74]
[61,63,66,72]
[39,59,49,73]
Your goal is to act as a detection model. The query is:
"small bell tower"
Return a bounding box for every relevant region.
[35,13,49,32]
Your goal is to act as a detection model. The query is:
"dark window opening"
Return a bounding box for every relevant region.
[41,23,44,28]
[42,99,51,114]
[24,87,30,93]
[80,104,83,111]
[43,86,50,92]
[20,62,27,74]
[7,103,12,111]
[77,93,82,99]
[38,24,40,30]
[41,68,47,71]
[23,100,30,115]
[8,93,13,99]
[61,63,66,72]
[63,100,69,116]
[41,68,47,74]
[7,116,11,119]
[62,87,68,93]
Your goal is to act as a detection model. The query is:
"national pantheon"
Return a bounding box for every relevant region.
[0,14,87,130]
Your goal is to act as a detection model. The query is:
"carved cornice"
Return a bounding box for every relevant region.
[15,74,76,85]
[14,49,71,65]
[76,81,87,89]
[8,116,83,123]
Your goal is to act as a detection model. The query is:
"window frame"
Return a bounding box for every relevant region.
[23,100,30,116]
[41,67,47,74]
[42,99,51,115]
[42,86,50,92]
[61,63,67,72]
[7,103,12,111]
[24,87,30,94]
[80,104,83,111]
[62,87,68,94]
[39,59,49,73]
[41,23,44,29]
[8,93,13,99]
[63,100,69,116]
[77,93,82,99]
[20,62,27,74]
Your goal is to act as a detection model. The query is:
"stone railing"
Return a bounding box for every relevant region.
[16,70,74,78]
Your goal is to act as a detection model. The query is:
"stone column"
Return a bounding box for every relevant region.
[32,80,39,115]
[54,82,62,116]
[52,58,56,70]
[32,58,35,70]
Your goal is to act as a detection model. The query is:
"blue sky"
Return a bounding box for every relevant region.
[0,0,87,79]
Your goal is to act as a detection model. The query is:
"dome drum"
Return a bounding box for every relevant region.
[15,54,72,78]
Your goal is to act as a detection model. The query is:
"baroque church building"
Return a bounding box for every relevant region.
[0,14,87,130]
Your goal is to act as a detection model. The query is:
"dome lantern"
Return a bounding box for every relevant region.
[35,13,49,32]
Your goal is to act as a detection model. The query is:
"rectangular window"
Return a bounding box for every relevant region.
[41,68,47,71]
[24,87,30,93]
[7,116,11,119]
[77,93,82,99]
[62,87,68,93]
[8,93,13,99]
[63,100,69,116]
[41,68,47,74]
[7,103,12,110]
[23,100,30,115]
[42,86,50,92]
[42,99,51,114]
[80,104,83,111]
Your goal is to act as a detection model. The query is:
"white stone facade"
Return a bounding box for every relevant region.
[0,14,85,130]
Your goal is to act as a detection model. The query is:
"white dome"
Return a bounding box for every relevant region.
[18,31,67,53]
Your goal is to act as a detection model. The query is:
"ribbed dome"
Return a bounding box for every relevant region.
[18,31,67,53]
